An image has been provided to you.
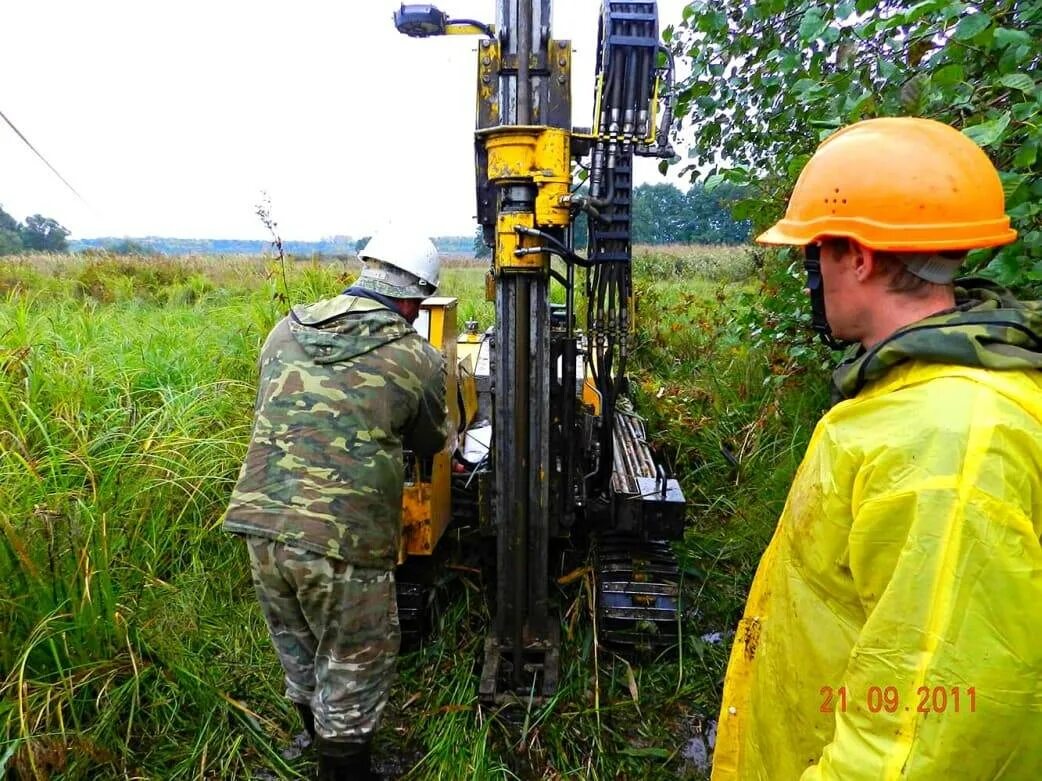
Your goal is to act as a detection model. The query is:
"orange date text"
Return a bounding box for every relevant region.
[819,686,976,714]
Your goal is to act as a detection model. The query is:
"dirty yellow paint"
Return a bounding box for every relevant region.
[399,299,459,562]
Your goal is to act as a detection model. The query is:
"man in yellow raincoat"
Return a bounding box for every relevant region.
[712,117,1042,779]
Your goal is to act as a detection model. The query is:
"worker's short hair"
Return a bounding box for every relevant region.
[821,237,965,296]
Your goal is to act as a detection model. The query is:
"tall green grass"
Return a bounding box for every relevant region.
[0,248,828,779]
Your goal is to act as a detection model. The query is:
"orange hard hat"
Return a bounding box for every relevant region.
[757,117,1017,252]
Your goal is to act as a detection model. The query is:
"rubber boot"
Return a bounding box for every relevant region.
[294,702,316,741]
[315,737,376,781]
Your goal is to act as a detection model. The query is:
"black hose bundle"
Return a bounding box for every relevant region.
[583,2,659,491]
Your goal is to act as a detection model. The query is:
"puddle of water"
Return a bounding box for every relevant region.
[682,736,709,770]
[681,718,717,773]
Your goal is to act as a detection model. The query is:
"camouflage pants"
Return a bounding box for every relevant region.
[245,536,400,744]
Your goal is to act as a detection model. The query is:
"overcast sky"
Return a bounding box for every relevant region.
[1,1,692,241]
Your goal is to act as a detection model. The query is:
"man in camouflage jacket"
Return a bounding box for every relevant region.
[224,231,449,780]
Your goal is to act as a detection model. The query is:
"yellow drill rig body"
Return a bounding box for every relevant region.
[393,0,685,706]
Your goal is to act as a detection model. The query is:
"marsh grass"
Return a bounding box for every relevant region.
[0,247,827,779]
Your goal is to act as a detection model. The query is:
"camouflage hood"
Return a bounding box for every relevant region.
[833,279,1042,401]
[289,294,412,365]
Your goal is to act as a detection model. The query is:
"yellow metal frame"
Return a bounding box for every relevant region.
[646,75,660,145]
[399,298,459,562]
[445,22,495,36]
[495,211,545,271]
[456,329,482,428]
[592,72,605,140]
[479,126,573,273]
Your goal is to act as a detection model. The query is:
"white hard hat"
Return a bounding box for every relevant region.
[357,229,440,299]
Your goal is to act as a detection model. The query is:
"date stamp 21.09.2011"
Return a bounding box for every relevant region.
[819,685,977,715]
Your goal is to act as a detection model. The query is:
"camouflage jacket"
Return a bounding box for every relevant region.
[832,278,1042,401]
[223,293,449,567]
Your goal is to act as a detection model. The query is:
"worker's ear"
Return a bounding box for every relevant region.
[850,241,876,283]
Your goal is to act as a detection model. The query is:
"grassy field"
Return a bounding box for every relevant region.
[0,247,829,779]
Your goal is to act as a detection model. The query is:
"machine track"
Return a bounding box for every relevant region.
[594,533,681,655]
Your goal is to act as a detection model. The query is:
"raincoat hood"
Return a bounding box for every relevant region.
[832,278,1042,400]
[288,294,413,365]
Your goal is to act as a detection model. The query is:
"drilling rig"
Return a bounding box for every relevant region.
[392,1,686,708]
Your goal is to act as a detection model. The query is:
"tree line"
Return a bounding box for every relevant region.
[0,204,70,254]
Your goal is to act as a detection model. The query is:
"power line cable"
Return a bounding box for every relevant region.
[0,107,87,204]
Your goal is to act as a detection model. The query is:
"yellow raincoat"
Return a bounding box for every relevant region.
[712,360,1042,779]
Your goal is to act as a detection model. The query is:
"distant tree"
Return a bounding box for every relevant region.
[0,204,19,234]
[686,182,753,244]
[354,236,372,253]
[20,214,70,252]
[629,183,751,244]
[0,204,23,255]
[632,183,691,244]
[473,224,491,259]
[109,239,150,255]
[0,229,22,255]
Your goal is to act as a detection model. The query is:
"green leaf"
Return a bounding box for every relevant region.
[705,173,726,192]
[984,246,1023,286]
[657,160,669,176]
[787,154,811,179]
[847,91,876,121]
[799,9,828,42]
[998,73,1037,94]
[999,172,1029,200]
[905,0,948,24]
[962,112,1011,147]
[878,58,900,81]
[993,27,1032,49]
[1014,142,1039,169]
[705,10,728,32]
[793,78,819,95]
[932,63,964,87]
[732,198,761,221]
[953,12,991,41]
[1008,201,1042,219]
[1012,101,1040,122]
[779,51,802,73]
[1004,199,1037,218]
[620,747,672,759]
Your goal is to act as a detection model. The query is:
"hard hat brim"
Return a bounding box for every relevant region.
[756,216,1017,252]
